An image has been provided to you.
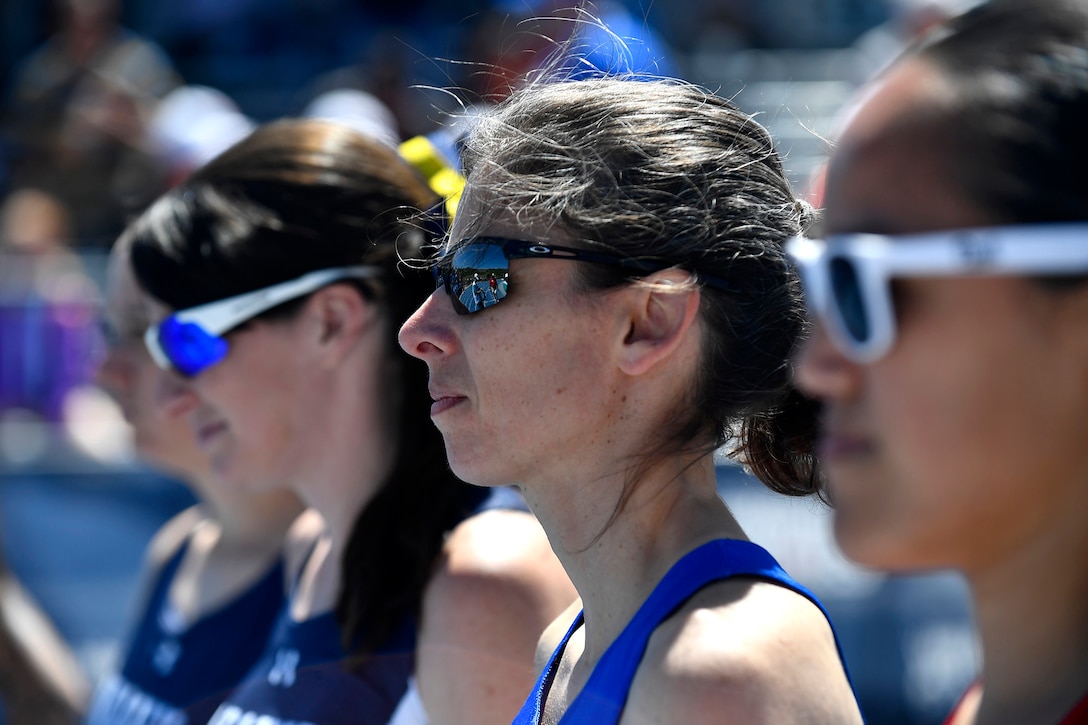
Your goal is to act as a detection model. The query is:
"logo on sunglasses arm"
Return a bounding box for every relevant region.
[953,230,999,268]
[231,290,272,315]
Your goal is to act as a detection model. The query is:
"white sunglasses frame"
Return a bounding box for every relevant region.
[786,223,1088,363]
[144,265,380,373]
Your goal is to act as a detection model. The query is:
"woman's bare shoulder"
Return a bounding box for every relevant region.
[414,509,577,725]
[424,508,575,627]
[283,508,324,583]
[444,509,553,566]
[143,505,206,572]
[624,579,862,725]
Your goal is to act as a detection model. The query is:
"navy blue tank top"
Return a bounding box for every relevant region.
[512,538,855,725]
[204,486,528,725]
[205,606,416,725]
[84,538,286,725]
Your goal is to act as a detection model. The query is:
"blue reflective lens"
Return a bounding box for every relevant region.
[157,317,229,377]
[452,243,509,314]
[433,242,511,315]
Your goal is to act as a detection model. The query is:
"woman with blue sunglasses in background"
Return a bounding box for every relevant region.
[791,1,1088,723]
[88,234,305,724]
[399,77,863,725]
[126,118,575,725]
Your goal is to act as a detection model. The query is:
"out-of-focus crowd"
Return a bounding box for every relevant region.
[0,0,972,463]
[0,0,689,463]
[0,0,904,248]
[0,0,896,464]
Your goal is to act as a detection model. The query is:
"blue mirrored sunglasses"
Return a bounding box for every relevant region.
[432,236,730,315]
[786,223,1088,363]
[144,266,379,377]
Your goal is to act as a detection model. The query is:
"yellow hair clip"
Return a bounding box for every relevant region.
[399,135,465,220]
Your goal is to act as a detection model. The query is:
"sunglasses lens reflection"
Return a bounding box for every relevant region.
[829,256,870,345]
[445,243,511,315]
[157,317,229,377]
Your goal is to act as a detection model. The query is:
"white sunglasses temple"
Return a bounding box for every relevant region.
[143,265,381,371]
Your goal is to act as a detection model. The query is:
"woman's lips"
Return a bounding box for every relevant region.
[430,395,465,416]
[817,433,874,460]
[195,420,228,447]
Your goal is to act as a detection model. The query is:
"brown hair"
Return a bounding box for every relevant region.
[124,119,486,657]
[458,77,823,506]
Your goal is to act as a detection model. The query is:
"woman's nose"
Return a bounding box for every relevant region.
[399,289,455,361]
[793,322,863,402]
[154,369,199,418]
[95,344,133,399]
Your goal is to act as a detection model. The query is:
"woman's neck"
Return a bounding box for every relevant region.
[288,352,399,559]
[967,513,1088,725]
[170,485,301,623]
[198,481,303,551]
[284,353,400,619]
[523,454,745,664]
[293,457,380,563]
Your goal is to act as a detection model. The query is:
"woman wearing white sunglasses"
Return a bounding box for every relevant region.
[791,1,1088,723]
[125,118,575,725]
[399,78,863,724]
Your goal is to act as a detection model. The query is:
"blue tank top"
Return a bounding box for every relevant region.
[512,538,855,725]
[205,606,416,725]
[84,538,286,725]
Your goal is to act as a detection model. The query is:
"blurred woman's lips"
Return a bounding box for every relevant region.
[818,432,875,460]
[194,420,228,447]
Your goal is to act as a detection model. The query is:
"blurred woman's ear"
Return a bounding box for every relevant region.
[306,284,379,369]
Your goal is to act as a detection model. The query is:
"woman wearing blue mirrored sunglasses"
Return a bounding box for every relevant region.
[123,118,575,725]
[87,237,305,725]
[791,1,1088,723]
[400,78,863,725]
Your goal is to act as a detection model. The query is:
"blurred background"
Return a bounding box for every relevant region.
[0,1,978,723]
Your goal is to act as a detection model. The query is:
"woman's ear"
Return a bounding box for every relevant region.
[617,270,701,377]
[307,284,377,367]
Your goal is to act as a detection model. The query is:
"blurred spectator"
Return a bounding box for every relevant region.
[302,89,400,150]
[0,188,100,453]
[3,0,179,248]
[297,11,485,143]
[144,85,255,188]
[138,0,383,123]
[462,0,679,103]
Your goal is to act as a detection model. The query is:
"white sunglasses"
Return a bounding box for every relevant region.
[144,266,379,377]
[786,223,1088,363]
